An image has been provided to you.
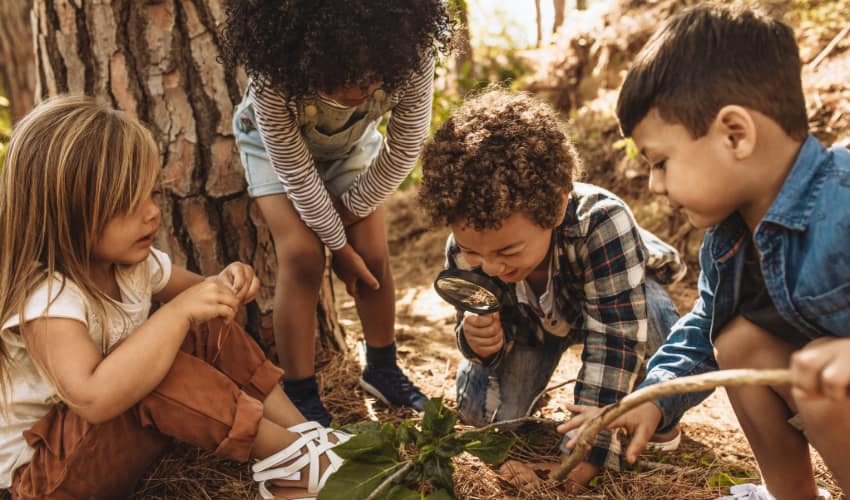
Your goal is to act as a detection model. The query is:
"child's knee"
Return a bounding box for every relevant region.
[275,242,325,284]
[713,316,774,369]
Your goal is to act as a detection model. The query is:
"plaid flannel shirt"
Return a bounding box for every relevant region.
[446,183,685,469]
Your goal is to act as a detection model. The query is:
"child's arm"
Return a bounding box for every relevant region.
[339,53,434,217]
[22,279,240,424]
[791,336,850,401]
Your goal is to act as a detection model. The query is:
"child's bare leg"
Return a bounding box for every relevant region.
[252,417,302,459]
[346,205,394,347]
[795,387,850,491]
[255,194,326,380]
[714,315,817,499]
[263,384,308,428]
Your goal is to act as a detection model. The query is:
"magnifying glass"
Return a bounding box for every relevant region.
[433,268,513,314]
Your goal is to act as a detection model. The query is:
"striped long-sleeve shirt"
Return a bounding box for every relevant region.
[249,55,435,250]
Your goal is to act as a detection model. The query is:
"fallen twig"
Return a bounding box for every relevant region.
[554,368,790,479]
[808,24,850,70]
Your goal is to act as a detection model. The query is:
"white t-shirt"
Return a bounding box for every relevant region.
[0,248,172,488]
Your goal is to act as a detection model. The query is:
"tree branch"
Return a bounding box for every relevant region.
[554,368,791,479]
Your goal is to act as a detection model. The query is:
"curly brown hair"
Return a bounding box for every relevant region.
[419,89,581,230]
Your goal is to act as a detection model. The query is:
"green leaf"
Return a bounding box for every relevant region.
[385,484,422,500]
[421,398,457,439]
[463,432,515,464]
[423,456,455,494]
[317,458,402,500]
[382,422,400,448]
[425,489,454,500]
[398,420,424,446]
[333,430,397,462]
[707,471,744,488]
[435,435,466,458]
[339,420,383,434]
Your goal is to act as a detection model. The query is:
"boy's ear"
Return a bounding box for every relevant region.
[713,105,756,160]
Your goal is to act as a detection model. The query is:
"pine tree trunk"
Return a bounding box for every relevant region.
[0,0,36,121]
[30,0,345,357]
[552,0,566,34]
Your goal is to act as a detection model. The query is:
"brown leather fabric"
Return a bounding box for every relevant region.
[10,320,283,499]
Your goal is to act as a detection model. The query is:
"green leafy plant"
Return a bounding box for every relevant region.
[318,398,515,500]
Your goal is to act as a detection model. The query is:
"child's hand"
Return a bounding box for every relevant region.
[499,458,598,494]
[167,278,241,326]
[331,244,379,299]
[790,337,850,401]
[560,401,663,464]
[461,312,503,358]
[217,262,260,304]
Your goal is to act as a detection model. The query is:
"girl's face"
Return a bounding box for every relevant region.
[93,192,161,267]
[318,80,384,108]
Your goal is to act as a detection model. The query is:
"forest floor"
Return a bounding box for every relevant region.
[126,1,850,498]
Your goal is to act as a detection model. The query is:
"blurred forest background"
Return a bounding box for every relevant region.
[1,0,849,498]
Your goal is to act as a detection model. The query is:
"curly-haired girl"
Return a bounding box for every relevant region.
[221,0,453,425]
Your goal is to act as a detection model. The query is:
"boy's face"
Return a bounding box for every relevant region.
[451,211,554,284]
[631,108,745,228]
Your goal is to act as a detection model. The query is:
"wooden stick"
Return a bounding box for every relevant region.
[553,368,791,479]
[809,24,850,70]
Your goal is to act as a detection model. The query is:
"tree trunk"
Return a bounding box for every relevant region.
[29,0,344,358]
[534,0,543,48]
[0,0,37,121]
[552,0,566,34]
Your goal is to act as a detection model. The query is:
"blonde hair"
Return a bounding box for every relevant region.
[0,95,161,408]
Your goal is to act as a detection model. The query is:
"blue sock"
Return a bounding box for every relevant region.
[284,375,319,400]
[366,342,397,369]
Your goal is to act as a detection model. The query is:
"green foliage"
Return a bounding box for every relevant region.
[321,397,515,500]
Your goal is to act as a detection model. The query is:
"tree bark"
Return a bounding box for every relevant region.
[552,0,566,35]
[29,0,344,357]
[534,0,543,48]
[0,0,37,121]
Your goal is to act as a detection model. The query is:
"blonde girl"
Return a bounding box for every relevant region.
[0,96,350,500]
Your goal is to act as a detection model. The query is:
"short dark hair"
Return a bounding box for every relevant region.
[617,4,808,140]
[220,0,453,101]
[418,89,581,230]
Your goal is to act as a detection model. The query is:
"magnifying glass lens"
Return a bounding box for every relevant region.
[433,270,503,314]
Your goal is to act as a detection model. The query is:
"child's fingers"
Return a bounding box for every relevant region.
[820,360,850,400]
[790,349,829,396]
[244,276,260,303]
[623,423,654,463]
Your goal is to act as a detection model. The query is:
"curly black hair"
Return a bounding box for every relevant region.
[419,89,582,231]
[220,0,453,100]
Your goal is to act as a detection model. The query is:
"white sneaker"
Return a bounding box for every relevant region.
[715,483,832,500]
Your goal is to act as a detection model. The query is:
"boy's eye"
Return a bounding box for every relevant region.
[652,160,667,170]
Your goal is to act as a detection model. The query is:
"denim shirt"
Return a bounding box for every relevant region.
[640,135,850,433]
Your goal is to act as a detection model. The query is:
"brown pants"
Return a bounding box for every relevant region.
[10,319,283,500]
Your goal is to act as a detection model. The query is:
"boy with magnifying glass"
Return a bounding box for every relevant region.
[419,89,685,491]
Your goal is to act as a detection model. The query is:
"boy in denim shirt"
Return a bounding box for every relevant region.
[418,89,686,489]
[561,5,850,498]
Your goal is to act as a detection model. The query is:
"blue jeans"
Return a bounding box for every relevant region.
[455,279,680,426]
